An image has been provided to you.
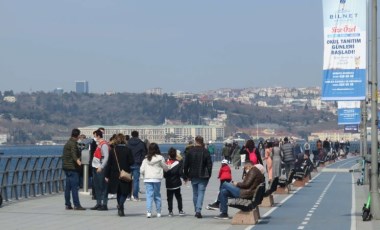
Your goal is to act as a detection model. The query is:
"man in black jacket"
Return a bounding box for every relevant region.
[127,130,147,201]
[184,136,212,219]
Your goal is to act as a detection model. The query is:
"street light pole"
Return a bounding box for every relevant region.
[370,0,380,219]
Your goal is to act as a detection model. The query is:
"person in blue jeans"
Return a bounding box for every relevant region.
[184,136,212,218]
[62,128,86,210]
[128,131,147,201]
[140,143,169,218]
[213,162,265,219]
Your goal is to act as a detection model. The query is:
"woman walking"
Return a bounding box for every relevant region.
[140,143,169,218]
[105,133,134,216]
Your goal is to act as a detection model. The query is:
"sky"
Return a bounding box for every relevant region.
[0,0,324,94]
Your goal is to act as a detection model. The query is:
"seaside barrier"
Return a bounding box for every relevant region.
[0,155,64,203]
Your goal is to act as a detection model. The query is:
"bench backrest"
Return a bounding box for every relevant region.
[264,177,279,197]
[251,183,266,209]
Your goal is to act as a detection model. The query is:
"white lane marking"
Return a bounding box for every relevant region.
[297,174,336,230]
[350,173,356,230]
[247,172,323,230]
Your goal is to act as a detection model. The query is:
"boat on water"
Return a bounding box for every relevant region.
[35,140,57,146]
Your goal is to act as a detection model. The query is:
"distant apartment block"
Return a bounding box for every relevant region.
[53,88,64,95]
[79,124,225,144]
[75,80,89,94]
[3,96,16,103]
[145,88,162,95]
[0,134,7,144]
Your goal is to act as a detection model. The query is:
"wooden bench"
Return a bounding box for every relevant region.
[276,169,295,194]
[293,165,312,187]
[229,183,266,225]
[260,177,279,207]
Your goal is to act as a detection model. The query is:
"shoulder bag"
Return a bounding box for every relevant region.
[114,148,132,182]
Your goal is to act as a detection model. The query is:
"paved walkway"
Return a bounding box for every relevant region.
[0,155,379,230]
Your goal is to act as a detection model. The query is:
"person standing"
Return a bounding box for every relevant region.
[105,133,134,217]
[264,141,273,182]
[271,140,282,179]
[184,136,212,219]
[91,129,110,211]
[231,142,241,169]
[280,137,295,178]
[140,143,169,218]
[127,130,147,201]
[164,147,186,217]
[62,128,86,210]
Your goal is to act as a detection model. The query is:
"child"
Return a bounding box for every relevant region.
[164,147,186,217]
[207,159,232,210]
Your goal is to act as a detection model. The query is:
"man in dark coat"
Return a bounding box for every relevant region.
[127,130,147,201]
[214,161,265,219]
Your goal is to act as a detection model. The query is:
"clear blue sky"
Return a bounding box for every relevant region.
[0,0,323,93]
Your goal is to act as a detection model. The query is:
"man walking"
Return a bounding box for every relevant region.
[62,128,86,210]
[184,136,212,218]
[127,130,147,201]
[280,137,295,178]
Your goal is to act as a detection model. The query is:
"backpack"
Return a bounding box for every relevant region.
[247,148,258,164]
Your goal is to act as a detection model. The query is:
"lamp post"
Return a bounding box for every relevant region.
[370,0,380,219]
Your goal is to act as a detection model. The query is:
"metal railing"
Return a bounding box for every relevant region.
[0,155,64,203]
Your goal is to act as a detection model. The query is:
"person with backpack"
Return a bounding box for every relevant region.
[240,139,263,179]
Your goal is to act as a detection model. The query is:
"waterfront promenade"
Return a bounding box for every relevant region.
[0,155,379,230]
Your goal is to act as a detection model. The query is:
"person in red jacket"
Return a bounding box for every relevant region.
[207,159,232,210]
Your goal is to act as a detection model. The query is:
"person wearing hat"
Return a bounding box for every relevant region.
[213,161,265,219]
[207,159,232,210]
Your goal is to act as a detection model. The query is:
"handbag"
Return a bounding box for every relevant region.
[113,148,132,182]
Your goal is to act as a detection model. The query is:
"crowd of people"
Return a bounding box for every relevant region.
[62,128,348,220]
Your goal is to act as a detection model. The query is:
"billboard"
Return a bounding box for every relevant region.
[322,0,367,100]
[337,101,361,125]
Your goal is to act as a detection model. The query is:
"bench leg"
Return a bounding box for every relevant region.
[293,179,305,187]
[231,207,260,225]
[260,195,274,207]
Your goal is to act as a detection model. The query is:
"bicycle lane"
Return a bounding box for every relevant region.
[248,172,352,230]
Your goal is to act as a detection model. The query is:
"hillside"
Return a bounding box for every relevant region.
[0,91,338,144]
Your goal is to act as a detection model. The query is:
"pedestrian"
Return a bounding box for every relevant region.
[140,143,169,218]
[231,142,241,169]
[183,135,212,219]
[127,130,147,201]
[89,127,105,200]
[207,159,232,210]
[280,137,295,178]
[213,162,265,219]
[271,140,282,179]
[164,147,186,217]
[105,133,134,217]
[62,128,86,210]
[90,129,110,211]
[264,141,273,182]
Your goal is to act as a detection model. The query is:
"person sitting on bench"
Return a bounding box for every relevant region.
[213,161,265,220]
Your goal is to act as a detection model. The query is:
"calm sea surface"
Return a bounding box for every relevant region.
[0,143,225,156]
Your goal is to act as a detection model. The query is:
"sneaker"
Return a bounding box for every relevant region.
[195,212,202,218]
[168,212,174,217]
[157,213,161,218]
[126,197,131,201]
[206,202,219,210]
[74,206,86,211]
[147,212,152,218]
[132,198,141,202]
[179,211,186,216]
[65,206,73,210]
[214,213,229,220]
[108,194,116,199]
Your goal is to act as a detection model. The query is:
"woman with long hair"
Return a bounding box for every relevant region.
[140,143,169,218]
[105,133,134,216]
